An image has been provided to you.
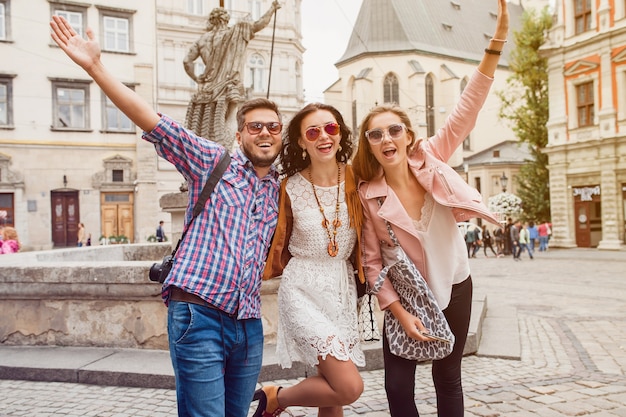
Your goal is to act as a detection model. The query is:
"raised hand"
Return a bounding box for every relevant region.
[493,0,509,40]
[50,15,101,72]
[49,14,160,132]
[477,0,510,77]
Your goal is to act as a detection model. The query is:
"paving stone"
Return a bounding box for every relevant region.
[530,394,567,405]
[1,248,626,416]
[529,385,557,395]
[549,401,600,415]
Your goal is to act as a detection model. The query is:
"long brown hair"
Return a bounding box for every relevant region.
[352,104,416,182]
[280,103,353,177]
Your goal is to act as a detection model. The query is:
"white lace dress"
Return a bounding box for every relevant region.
[276,173,365,368]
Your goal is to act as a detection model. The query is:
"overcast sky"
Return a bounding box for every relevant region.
[300,0,363,103]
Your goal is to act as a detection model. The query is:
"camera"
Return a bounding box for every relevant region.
[149,255,173,283]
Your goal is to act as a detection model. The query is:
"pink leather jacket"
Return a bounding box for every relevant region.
[358,70,500,310]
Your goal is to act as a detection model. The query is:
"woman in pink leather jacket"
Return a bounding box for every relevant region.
[352,2,508,415]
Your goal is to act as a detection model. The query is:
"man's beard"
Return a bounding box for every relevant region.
[240,141,280,169]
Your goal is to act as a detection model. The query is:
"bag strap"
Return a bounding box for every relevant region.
[170,151,231,258]
[370,197,401,295]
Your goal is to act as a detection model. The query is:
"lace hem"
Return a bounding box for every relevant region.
[277,333,366,368]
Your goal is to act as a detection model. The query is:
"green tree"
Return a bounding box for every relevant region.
[496,7,553,222]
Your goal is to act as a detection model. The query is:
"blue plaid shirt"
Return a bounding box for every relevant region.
[143,115,280,319]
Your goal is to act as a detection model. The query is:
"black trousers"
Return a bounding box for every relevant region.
[383,276,473,417]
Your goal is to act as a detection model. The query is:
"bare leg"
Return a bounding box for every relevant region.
[277,355,363,410]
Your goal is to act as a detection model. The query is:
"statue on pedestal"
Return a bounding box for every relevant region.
[183,1,281,150]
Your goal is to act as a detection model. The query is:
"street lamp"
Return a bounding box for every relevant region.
[500,172,508,193]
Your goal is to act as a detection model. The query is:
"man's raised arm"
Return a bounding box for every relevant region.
[50,15,160,133]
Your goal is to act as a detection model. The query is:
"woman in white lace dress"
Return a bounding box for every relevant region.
[252,103,366,417]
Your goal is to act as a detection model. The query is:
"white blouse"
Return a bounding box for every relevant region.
[411,194,471,309]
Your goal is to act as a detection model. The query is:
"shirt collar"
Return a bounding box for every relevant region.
[233,148,280,181]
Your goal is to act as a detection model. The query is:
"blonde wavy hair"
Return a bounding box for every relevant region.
[2,226,21,248]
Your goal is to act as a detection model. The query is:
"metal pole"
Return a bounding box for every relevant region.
[266,9,277,99]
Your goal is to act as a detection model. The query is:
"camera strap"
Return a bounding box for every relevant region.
[170,150,231,258]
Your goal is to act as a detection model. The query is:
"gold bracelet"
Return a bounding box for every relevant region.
[490,38,508,43]
[484,48,503,55]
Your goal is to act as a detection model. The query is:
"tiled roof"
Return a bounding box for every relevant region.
[338,0,524,66]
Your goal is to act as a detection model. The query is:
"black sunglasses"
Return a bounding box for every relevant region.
[244,121,283,135]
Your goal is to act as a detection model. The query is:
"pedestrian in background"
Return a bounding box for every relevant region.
[352,1,508,415]
[482,224,498,257]
[504,217,513,255]
[511,220,522,261]
[254,103,365,417]
[494,226,505,256]
[0,226,20,254]
[156,220,165,242]
[77,223,87,247]
[519,222,534,260]
[50,16,283,417]
[465,225,478,258]
[527,220,538,251]
[471,226,482,258]
[538,220,551,252]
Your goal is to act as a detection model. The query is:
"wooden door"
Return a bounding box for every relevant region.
[51,190,80,247]
[574,201,591,248]
[100,192,134,242]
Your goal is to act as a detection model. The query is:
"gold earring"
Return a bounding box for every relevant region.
[302,150,307,160]
[338,145,343,152]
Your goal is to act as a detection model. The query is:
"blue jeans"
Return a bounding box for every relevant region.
[512,242,521,259]
[168,301,263,417]
[520,243,534,259]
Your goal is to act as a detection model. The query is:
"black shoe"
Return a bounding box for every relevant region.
[252,389,268,417]
[252,386,284,417]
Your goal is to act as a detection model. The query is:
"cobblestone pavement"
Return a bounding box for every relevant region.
[1,248,625,416]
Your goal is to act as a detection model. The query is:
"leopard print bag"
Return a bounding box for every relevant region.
[371,218,455,361]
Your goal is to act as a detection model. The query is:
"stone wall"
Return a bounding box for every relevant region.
[0,244,281,349]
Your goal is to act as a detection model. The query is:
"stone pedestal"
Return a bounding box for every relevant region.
[159,192,188,244]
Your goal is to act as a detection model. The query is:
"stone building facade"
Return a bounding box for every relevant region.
[541,0,626,249]
[322,0,535,209]
[0,0,303,250]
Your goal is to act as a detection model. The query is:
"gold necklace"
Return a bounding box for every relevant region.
[309,163,341,257]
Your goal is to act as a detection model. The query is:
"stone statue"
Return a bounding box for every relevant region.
[183,1,281,149]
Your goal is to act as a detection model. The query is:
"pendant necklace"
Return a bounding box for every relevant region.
[309,163,341,257]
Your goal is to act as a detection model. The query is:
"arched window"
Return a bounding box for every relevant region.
[425,74,435,137]
[383,73,399,104]
[248,54,265,93]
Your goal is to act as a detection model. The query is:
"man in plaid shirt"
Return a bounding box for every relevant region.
[51,16,283,417]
